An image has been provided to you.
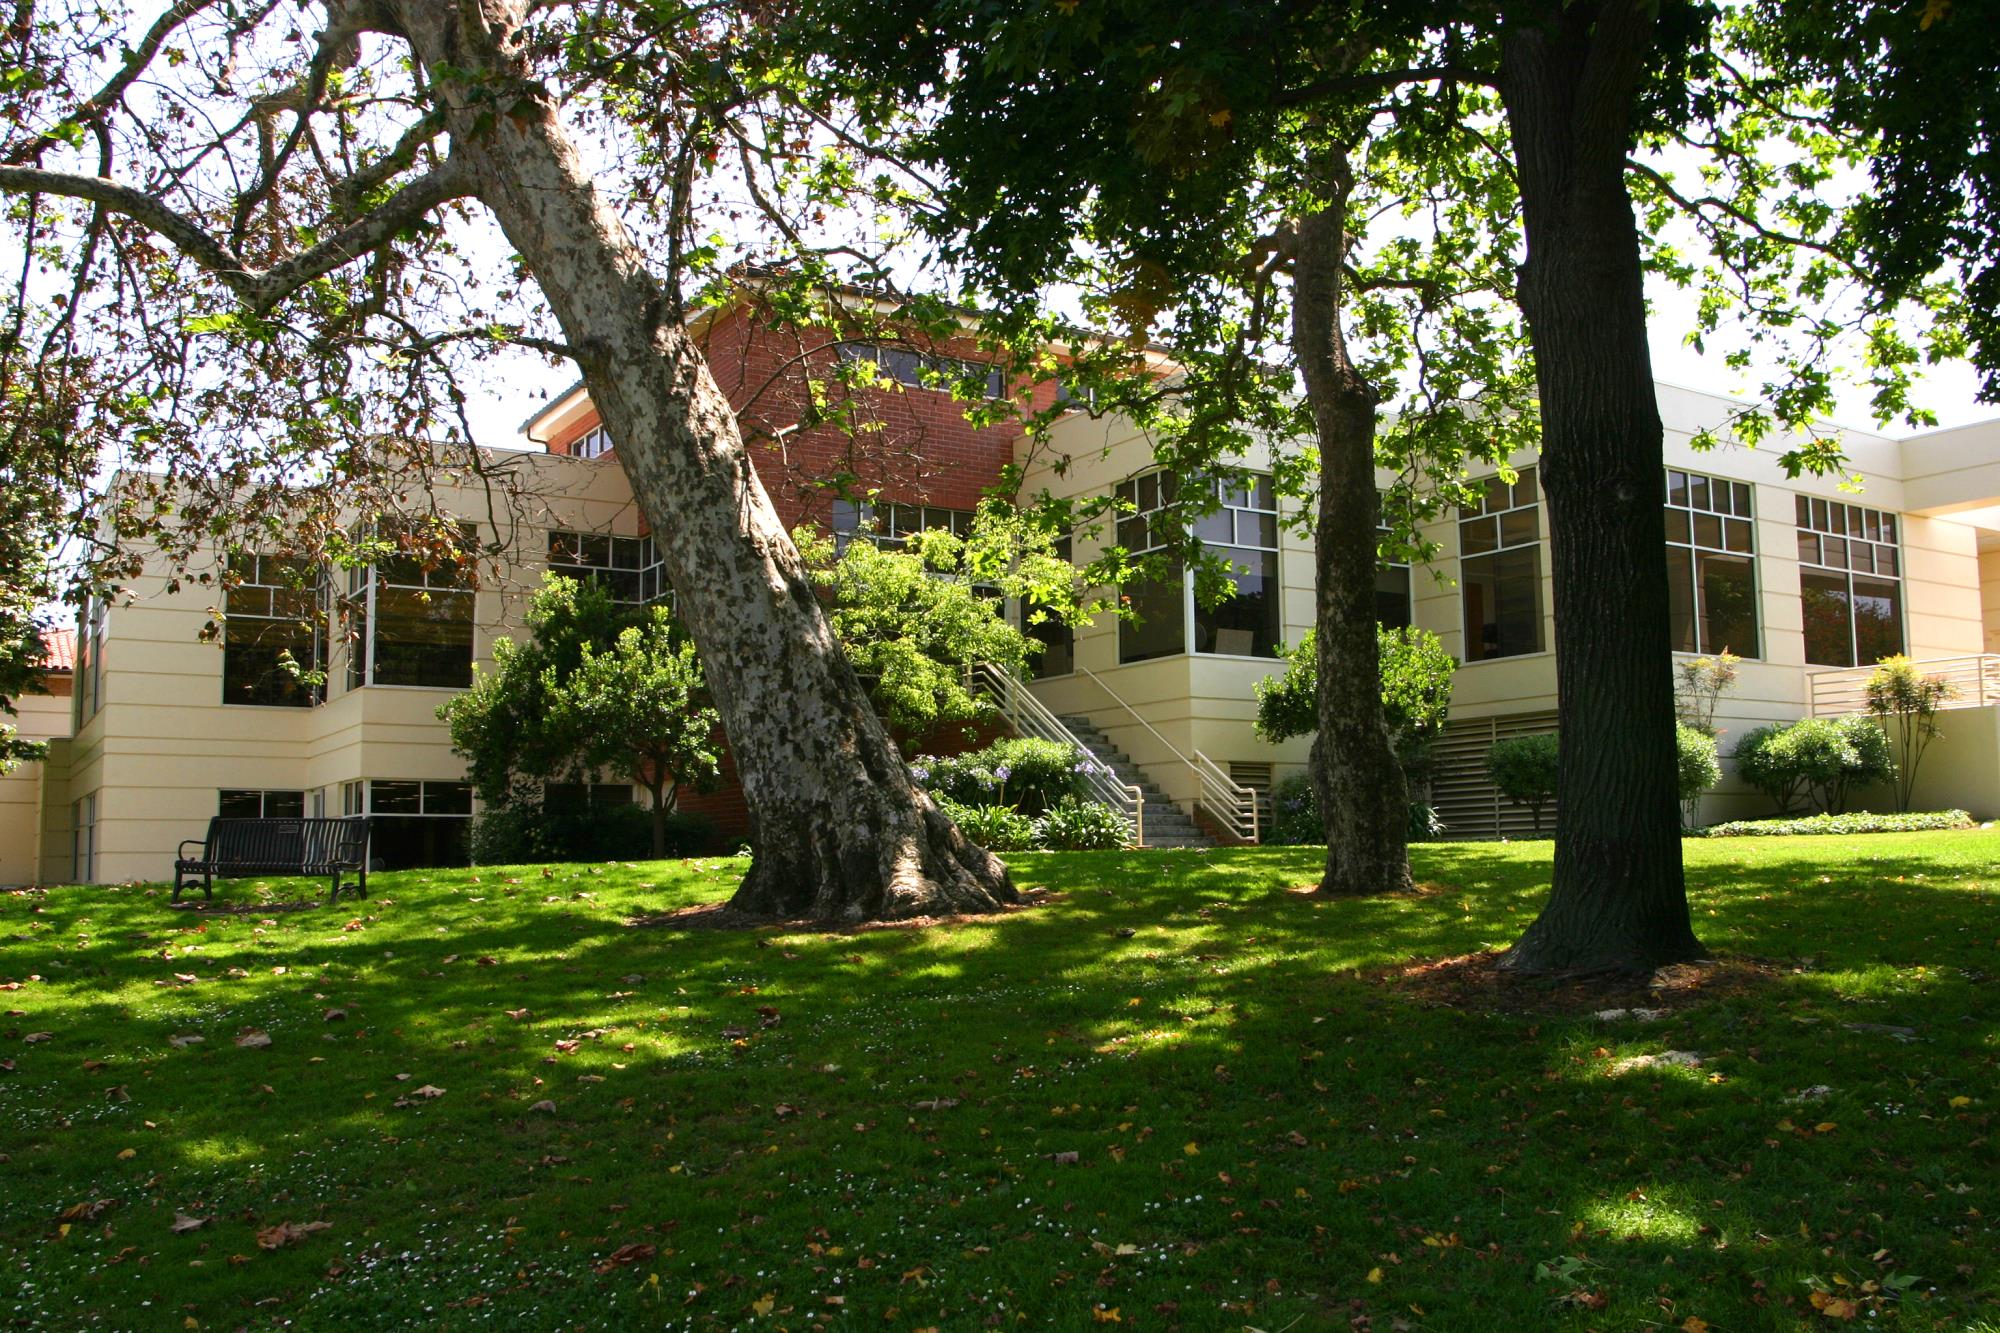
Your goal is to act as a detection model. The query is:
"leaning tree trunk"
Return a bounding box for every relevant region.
[1290,148,1414,897]
[1496,0,1703,973]
[382,0,1013,921]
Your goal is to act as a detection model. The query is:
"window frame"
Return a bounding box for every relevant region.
[218,788,308,819]
[221,553,325,708]
[1664,469,1760,659]
[346,524,478,691]
[1458,466,1546,663]
[835,342,1005,399]
[547,529,671,606]
[1794,495,1905,668]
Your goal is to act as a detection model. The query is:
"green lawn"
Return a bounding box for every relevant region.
[3,832,1996,1330]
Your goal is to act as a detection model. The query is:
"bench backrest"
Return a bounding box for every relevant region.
[204,817,369,868]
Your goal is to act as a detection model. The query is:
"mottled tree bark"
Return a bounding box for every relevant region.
[1496,0,1703,973]
[1290,147,1413,897]
[384,0,1013,920]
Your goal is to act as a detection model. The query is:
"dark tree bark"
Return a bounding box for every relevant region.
[381,0,1015,921]
[1495,0,1704,973]
[1290,146,1414,897]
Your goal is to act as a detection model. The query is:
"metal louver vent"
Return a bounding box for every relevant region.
[1431,712,1558,840]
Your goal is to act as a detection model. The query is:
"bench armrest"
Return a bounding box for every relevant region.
[177,838,208,859]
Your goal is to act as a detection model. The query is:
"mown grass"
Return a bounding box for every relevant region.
[3,831,1996,1330]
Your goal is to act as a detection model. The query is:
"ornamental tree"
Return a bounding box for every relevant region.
[0,0,1014,920]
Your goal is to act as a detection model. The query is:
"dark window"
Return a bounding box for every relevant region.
[1024,536,1076,679]
[830,500,975,553]
[348,526,477,690]
[1460,468,1544,660]
[570,424,613,459]
[1193,475,1280,658]
[836,343,1003,398]
[347,780,473,869]
[223,554,323,707]
[1664,470,1758,657]
[1376,490,1414,630]
[548,530,669,606]
[1796,495,1903,666]
[219,789,306,818]
[1115,471,1186,663]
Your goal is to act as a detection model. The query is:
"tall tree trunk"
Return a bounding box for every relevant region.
[1496,0,1703,973]
[1290,147,1413,897]
[382,0,1013,921]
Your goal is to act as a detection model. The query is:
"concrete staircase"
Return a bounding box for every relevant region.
[1056,715,1214,849]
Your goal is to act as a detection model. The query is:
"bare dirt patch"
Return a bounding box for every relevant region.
[1371,949,1790,1018]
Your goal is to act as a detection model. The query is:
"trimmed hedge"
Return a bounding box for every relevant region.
[913,738,1091,815]
[1697,810,1975,838]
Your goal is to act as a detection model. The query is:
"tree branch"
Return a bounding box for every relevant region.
[1272,64,1495,108]
[0,158,477,312]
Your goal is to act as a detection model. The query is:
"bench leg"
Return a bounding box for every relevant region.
[203,871,213,902]
[328,872,341,906]
[172,871,184,904]
[355,865,368,899]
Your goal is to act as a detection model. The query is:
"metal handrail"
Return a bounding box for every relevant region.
[1075,666,1262,844]
[1807,653,2000,717]
[968,663,1144,846]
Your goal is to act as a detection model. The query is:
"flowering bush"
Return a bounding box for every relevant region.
[1033,797,1130,850]
[914,737,1091,814]
[934,796,1039,851]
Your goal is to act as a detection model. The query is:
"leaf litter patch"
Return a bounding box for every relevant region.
[624,887,1062,933]
[1370,949,1790,1017]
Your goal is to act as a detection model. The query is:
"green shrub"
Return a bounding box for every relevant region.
[469,805,540,866]
[914,737,1090,815]
[1676,722,1721,825]
[1268,772,1321,845]
[1408,801,1444,841]
[1698,810,1974,838]
[936,797,1039,851]
[1487,732,1559,834]
[469,801,713,865]
[1734,716,1895,816]
[1033,797,1130,850]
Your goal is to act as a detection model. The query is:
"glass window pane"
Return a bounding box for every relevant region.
[1482,475,1510,512]
[1852,575,1904,665]
[424,782,473,815]
[1251,475,1275,509]
[219,790,264,819]
[1665,508,1691,546]
[1723,518,1753,553]
[264,790,306,818]
[372,780,422,814]
[1375,564,1412,630]
[371,587,473,688]
[1665,546,1697,653]
[1513,468,1537,506]
[1733,482,1752,515]
[1461,516,1498,555]
[1667,471,1689,506]
[1195,549,1279,658]
[1690,474,1710,511]
[1875,545,1898,577]
[1850,542,1874,574]
[1796,493,1812,527]
[1697,552,1758,658]
[1193,509,1232,543]
[1462,546,1543,661]
[1822,536,1848,569]
[1245,511,1278,548]
[223,615,320,707]
[1692,513,1723,550]
[1119,561,1185,663]
[1800,570,1854,667]
[1797,531,1821,566]
[1137,474,1158,511]
[1499,507,1538,548]
[1881,514,1897,543]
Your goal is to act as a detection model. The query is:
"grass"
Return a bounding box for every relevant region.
[3,831,1997,1331]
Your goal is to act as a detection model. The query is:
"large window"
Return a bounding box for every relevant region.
[222,554,323,706]
[836,343,1004,398]
[545,781,635,813]
[1460,467,1544,661]
[1665,470,1759,657]
[1023,535,1076,679]
[219,789,307,818]
[71,792,95,882]
[346,779,473,869]
[830,500,975,553]
[1376,491,1413,631]
[347,529,476,690]
[548,531,670,606]
[1115,471,1185,663]
[1797,496,1904,667]
[74,593,105,725]
[1191,475,1280,657]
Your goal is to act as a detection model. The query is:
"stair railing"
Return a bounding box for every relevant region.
[1074,667,1262,844]
[968,662,1144,845]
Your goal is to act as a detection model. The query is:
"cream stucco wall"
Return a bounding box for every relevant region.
[0,685,72,885]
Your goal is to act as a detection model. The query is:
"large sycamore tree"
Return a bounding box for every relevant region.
[0,0,1013,920]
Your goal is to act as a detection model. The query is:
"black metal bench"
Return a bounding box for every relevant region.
[173,817,371,905]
